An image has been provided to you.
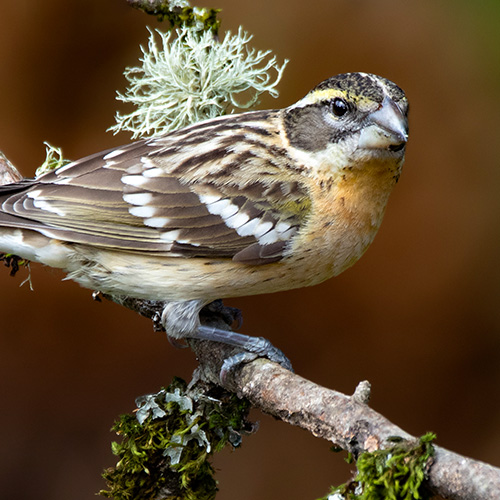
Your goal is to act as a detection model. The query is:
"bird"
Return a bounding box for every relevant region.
[0,72,408,370]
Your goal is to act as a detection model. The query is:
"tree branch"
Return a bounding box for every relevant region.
[225,360,500,500]
[100,294,500,500]
[125,0,167,15]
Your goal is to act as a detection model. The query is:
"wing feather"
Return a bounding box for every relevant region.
[0,111,311,263]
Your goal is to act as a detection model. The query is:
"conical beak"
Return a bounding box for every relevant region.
[358,96,408,151]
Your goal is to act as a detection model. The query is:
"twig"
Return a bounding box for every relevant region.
[0,152,23,184]
[125,0,168,15]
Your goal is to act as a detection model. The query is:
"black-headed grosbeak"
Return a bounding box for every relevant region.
[0,73,408,367]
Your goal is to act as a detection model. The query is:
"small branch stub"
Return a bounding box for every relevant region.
[0,152,23,184]
[352,380,371,405]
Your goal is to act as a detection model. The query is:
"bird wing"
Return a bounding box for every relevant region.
[0,112,311,265]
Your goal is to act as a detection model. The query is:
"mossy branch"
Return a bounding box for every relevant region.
[126,0,221,32]
[100,295,500,500]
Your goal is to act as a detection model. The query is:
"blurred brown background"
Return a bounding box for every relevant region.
[0,1,499,499]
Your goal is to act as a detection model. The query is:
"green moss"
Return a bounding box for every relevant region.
[135,1,221,34]
[100,378,251,500]
[0,253,29,277]
[321,433,436,500]
[167,6,221,34]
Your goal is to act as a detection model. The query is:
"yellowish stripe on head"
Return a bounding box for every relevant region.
[299,88,377,111]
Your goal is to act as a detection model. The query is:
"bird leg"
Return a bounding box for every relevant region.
[102,294,292,379]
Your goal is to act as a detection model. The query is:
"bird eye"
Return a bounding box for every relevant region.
[330,97,349,117]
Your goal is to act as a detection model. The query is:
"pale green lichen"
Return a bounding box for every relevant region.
[170,0,190,8]
[109,26,288,138]
[35,142,71,178]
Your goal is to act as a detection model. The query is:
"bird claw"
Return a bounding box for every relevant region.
[220,342,293,384]
[220,352,259,382]
[194,325,293,383]
[238,335,293,371]
[167,335,189,349]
